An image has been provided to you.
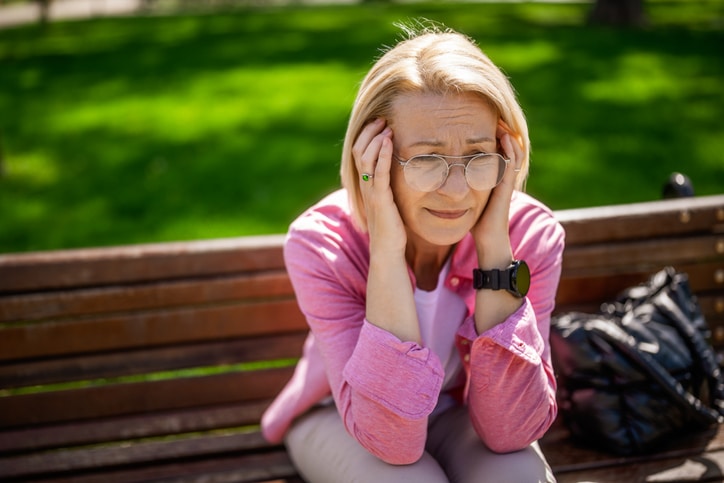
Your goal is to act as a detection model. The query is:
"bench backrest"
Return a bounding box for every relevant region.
[0,235,307,481]
[555,195,724,329]
[1,194,723,482]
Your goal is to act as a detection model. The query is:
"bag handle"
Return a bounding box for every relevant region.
[584,318,724,426]
[609,267,724,422]
[652,288,724,417]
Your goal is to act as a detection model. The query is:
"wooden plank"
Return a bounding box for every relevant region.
[0,270,295,323]
[0,430,288,480]
[0,299,306,362]
[556,194,724,245]
[0,332,306,389]
[0,366,295,428]
[554,450,724,482]
[29,450,298,483]
[0,401,272,453]
[556,262,724,307]
[562,235,724,275]
[543,420,724,474]
[0,234,287,293]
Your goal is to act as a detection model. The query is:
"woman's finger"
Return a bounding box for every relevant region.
[498,133,522,188]
[353,119,386,176]
[372,129,393,184]
[358,128,392,189]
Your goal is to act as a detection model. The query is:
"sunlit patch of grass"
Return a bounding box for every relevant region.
[582,52,689,103]
[4,151,59,186]
[488,40,561,72]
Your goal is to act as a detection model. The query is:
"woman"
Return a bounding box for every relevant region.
[262,23,564,482]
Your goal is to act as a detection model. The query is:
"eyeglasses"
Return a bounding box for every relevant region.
[395,153,509,192]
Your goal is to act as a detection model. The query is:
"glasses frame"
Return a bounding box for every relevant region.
[394,152,510,192]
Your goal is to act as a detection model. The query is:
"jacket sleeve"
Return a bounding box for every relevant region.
[283,220,444,465]
[457,204,565,453]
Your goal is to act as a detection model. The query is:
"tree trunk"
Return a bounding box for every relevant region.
[588,0,647,27]
[38,0,52,25]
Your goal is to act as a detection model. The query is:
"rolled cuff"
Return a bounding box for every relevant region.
[343,320,444,419]
[458,298,542,365]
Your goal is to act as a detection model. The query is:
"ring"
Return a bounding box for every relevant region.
[361,173,373,182]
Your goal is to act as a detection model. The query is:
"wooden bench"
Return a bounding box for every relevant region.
[1,193,723,482]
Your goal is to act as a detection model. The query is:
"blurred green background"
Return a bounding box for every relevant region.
[0,0,722,253]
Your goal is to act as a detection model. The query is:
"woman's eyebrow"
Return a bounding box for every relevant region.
[407,140,444,148]
[406,136,495,148]
[466,136,496,144]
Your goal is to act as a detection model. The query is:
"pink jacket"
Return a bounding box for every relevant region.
[261,189,565,465]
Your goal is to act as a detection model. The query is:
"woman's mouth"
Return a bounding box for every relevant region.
[427,209,468,219]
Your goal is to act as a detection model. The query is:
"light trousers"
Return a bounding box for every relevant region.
[284,404,556,483]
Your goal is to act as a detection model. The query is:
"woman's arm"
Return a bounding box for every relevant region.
[463,203,564,452]
[284,225,444,465]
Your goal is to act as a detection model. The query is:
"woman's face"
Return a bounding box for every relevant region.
[388,91,499,249]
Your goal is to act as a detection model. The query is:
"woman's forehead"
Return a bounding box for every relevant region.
[390,92,497,148]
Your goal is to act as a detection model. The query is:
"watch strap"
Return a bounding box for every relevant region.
[473,267,512,291]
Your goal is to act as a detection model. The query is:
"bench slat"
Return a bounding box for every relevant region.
[562,235,723,274]
[0,429,270,478]
[0,271,295,323]
[556,194,724,245]
[541,420,724,477]
[555,450,724,482]
[556,261,724,306]
[0,235,287,293]
[0,367,294,428]
[1,446,297,483]
[0,332,306,389]
[0,299,306,362]
[0,401,272,454]
[35,451,299,483]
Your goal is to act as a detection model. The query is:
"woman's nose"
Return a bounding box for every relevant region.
[438,163,469,197]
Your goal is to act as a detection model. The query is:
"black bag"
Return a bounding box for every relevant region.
[550,267,724,455]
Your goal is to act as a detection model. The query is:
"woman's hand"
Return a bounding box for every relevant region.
[352,118,407,255]
[471,121,524,268]
[353,119,420,343]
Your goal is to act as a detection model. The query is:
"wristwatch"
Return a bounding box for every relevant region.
[473,260,530,298]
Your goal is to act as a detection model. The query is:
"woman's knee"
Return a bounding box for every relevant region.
[427,406,555,483]
[285,405,449,483]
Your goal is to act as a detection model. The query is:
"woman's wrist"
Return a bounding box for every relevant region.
[366,250,420,343]
[475,236,514,270]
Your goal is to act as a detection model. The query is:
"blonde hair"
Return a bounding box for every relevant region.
[340,23,531,231]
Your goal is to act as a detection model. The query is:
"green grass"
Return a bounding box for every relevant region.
[0,1,722,253]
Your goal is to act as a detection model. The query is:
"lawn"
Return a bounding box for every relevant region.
[0,1,722,253]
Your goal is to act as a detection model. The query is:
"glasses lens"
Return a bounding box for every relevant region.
[465,154,506,191]
[404,155,448,192]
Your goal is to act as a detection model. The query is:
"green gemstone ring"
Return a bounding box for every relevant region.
[362,173,373,182]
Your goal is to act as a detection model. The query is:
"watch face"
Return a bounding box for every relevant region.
[514,260,531,296]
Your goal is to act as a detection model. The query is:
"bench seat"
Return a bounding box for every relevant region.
[1,194,723,482]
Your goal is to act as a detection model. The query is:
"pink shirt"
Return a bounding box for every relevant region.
[261,189,565,465]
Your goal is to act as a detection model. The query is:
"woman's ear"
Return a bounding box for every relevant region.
[496,119,524,159]
[496,120,512,157]
[496,119,513,140]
